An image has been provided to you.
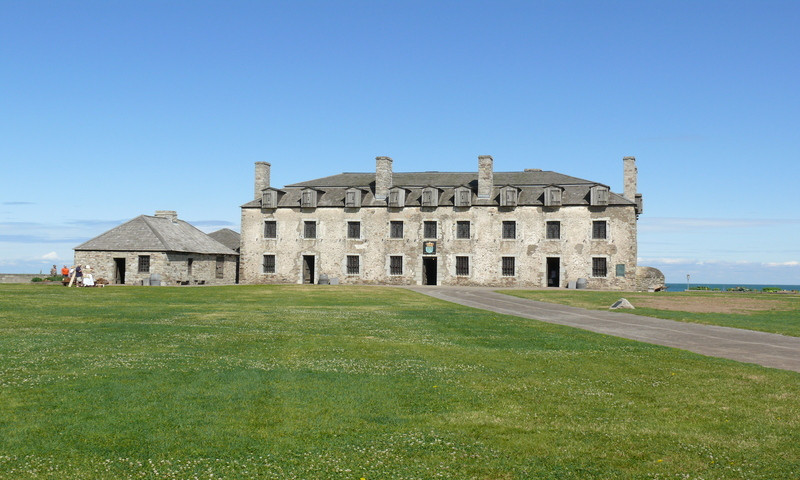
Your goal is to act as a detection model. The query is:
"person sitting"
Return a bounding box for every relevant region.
[83,273,95,287]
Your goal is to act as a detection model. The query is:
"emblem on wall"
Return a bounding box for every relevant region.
[423,241,436,255]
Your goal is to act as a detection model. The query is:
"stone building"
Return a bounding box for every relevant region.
[240,156,649,289]
[74,211,238,285]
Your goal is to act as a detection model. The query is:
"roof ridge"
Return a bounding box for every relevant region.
[141,216,170,250]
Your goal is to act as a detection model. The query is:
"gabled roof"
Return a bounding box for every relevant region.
[285,171,596,188]
[208,228,241,252]
[75,215,237,255]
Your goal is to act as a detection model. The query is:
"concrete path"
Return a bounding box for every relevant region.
[405,286,800,373]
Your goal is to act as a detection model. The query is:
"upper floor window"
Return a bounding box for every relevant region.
[546,221,560,239]
[301,189,318,208]
[502,221,516,239]
[138,255,150,273]
[421,187,438,207]
[346,255,360,275]
[264,220,277,239]
[390,221,404,239]
[262,189,278,209]
[304,220,317,239]
[499,186,518,207]
[388,188,405,208]
[454,187,471,207]
[592,220,607,239]
[590,185,609,206]
[347,221,361,239]
[544,186,562,207]
[345,189,362,208]
[456,221,470,239]
[423,221,437,239]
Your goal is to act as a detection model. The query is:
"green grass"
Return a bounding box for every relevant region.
[502,289,800,337]
[0,284,799,479]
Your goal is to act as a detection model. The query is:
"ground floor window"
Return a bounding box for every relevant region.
[592,257,608,277]
[138,255,150,273]
[346,255,360,275]
[501,257,515,277]
[455,256,469,276]
[389,256,403,275]
[263,254,276,274]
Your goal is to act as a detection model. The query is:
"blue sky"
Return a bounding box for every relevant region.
[2,0,799,284]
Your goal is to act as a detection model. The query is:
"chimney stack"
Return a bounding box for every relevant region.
[477,155,494,199]
[254,162,271,200]
[623,156,637,202]
[154,210,178,223]
[375,156,393,201]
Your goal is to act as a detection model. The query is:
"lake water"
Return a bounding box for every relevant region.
[665,283,800,292]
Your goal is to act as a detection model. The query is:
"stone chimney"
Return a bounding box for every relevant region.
[375,156,393,201]
[477,155,494,199]
[623,156,637,202]
[154,210,178,223]
[254,162,271,200]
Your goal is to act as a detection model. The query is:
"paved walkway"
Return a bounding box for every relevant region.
[405,286,800,373]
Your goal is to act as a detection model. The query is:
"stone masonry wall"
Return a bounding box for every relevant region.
[74,251,238,285]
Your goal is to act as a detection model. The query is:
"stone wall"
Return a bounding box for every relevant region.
[240,202,639,289]
[74,250,238,285]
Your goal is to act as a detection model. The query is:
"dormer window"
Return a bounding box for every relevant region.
[454,186,472,207]
[261,189,278,209]
[499,186,518,207]
[345,188,362,208]
[590,185,609,206]
[388,187,405,208]
[421,187,439,208]
[544,186,562,207]
[301,189,318,208]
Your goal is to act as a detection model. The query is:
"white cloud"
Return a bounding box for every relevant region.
[41,251,59,260]
[764,261,800,267]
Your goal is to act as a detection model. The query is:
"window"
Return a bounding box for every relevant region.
[500,187,517,207]
[590,185,609,206]
[187,258,193,275]
[263,254,276,274]
[592,257,608,277]
[390,221,403,238]
[421,188,438,207]
[301,189,317,208]
[456,221,470,239]
[345,189,361,208]
[388,188,404,208]
[347,221,361,239]
[502,221,516,239]
[544,186,562,207]
[216,256,224,279]
[546,221,561,239]
[346,255,360,275]
[390,256,403,275]
[592,220,607,239]
[502,257,515,277]
[138,255,150,273]
[262,190,277,209]
[304,221,317,239]
[264,220,277,239]
[455,256,469,276]
[616,264,626,277]
[423,221,437,239]
[455,188,471,207]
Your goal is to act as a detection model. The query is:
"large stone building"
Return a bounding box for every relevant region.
[240,156,651,289]
[75,211,239,285]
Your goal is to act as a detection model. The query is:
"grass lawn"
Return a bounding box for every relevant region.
[502,289,800,337]
[0,284,798,479]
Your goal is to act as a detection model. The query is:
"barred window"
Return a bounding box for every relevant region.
[390,221,403,239]
[456,221,470,239]
[389,256,403,275]
[546,221,560,239]
[455,256,469,276]
[501,257,515,277]
[502,221,516,239]
[592,257,608,277]
[304,221,317,238]
[215,256,224,279]
[138,255,150,273]
[264,220,277,239]
[592,220,607,239]
[347,221,360,239]
[263,254,275,274]
[346,255,360,275]
[423,221,437,239]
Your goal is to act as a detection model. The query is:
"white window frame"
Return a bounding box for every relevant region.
[262,253,277,274]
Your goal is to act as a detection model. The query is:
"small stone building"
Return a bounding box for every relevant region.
[240,155,657,290]
[74,211,238,285]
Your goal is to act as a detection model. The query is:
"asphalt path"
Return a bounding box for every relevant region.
[405,286,800,373]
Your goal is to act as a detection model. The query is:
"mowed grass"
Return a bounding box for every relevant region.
[503,289,800,337]
[0,284,798,479]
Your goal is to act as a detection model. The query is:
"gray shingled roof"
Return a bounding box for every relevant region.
[75,215,237,255]
[208,228,241,252]
[242,170,634,209]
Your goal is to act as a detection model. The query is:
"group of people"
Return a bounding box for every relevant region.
[53,264,96,287]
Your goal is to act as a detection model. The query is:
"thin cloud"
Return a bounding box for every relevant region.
[190,220,237,227]
[640,217,800,233]
[41,251,59,260]
[2,201,35,205]
[764,261,800,268]
[0,234,89,244]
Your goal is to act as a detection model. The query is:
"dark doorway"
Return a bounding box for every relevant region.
[546,257,560,287]
[302,255,315,284]
[422,257,437,285]
[113,258,126,284]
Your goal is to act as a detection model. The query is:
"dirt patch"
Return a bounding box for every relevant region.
[631,295,797,314]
